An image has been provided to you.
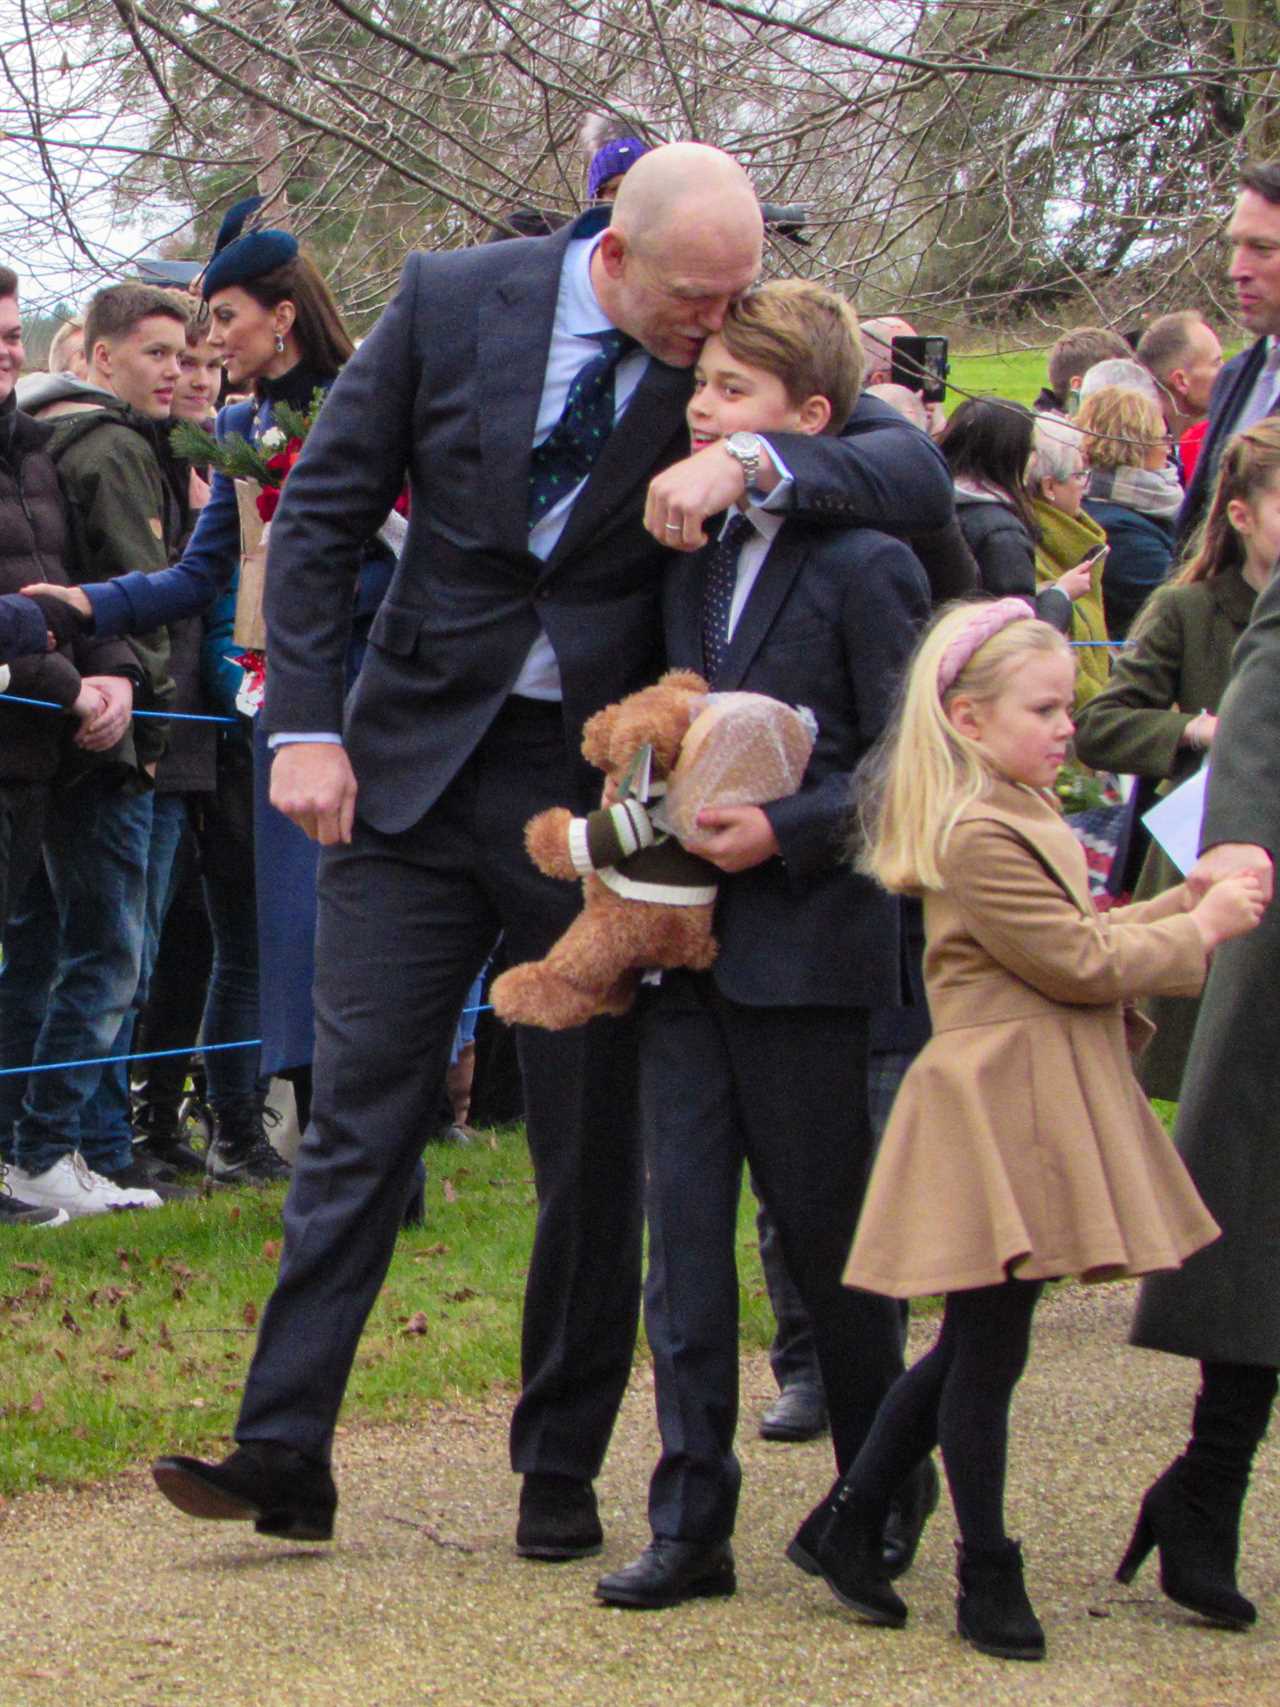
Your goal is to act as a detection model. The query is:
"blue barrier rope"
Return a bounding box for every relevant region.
[0,1005,493,1078]
[0,692,238,725]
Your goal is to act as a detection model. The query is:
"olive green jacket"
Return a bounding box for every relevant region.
[49,398,180,770]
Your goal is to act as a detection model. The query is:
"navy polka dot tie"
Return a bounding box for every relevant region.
[528,329,635,526]
[701,512,754,684]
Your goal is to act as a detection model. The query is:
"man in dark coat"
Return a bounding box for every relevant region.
[150,143,954,1556]
[1125,571,1280,1628]
[1178,160,1280,544]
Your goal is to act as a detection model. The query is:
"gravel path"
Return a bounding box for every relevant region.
[1,1283,1275,1706]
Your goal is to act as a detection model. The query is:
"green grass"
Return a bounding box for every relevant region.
[947,349,1049,411]
[0,1125,778,1497]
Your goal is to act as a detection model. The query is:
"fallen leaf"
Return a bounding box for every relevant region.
[242,1300,258,1327]
[60,1310,81,1335]
[110,1345,136,1362]
[442,1179,457,1203]
[262,1239,282,1262]
[401,1311,429,1336]
[28,1392,45,1414]
[444,1288,477,1303]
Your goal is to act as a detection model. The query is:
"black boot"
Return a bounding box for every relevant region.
[1115,1360,1275,1631]
[133,1096,207,1177]
[1116,1461,1254,1628]
[804,1484,908,1628]
[955,1538,1045,1660]
[883,1456,941,1579]
[206,1098,291,1185]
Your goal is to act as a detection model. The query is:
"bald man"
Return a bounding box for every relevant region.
[151,142,953,1559]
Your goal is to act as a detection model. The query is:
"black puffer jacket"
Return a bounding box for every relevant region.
[0,395,141,782]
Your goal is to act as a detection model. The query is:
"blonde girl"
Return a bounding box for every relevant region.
[788,599,1263,1661]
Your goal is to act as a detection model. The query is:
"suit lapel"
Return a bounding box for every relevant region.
[714,526,807,689]
[547,358,691,569]
[475,224,579,555]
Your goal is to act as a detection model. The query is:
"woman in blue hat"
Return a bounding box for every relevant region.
[38,199,395,1179]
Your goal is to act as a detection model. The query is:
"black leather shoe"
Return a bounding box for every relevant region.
[595,1538,736,1609]
[760,1383,829,1442]
[152,1442,337,1541]
[516,1474,603,1560]
[883,1457,941,1579]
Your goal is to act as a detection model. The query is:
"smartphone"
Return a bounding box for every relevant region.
[1080,544,1108,568]
[890,335,949,403]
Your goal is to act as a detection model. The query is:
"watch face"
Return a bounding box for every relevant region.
[727,432,759,455]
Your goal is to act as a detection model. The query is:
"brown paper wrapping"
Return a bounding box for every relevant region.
[233,478,270,651]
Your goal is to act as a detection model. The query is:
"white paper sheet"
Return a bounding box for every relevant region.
[1141,763,1210,877]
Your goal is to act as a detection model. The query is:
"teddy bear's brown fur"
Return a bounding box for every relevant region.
[490,670,718,1031]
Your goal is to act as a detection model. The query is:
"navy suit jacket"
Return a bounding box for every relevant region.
[259,213,952,835]
[662,517,930,1009]
[1178,337,1274,546]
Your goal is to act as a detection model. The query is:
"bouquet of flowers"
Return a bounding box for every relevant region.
[169,388,329,519]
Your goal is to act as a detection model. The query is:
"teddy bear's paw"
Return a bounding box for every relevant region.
[490,962,605,1031]
[524,808,577,879]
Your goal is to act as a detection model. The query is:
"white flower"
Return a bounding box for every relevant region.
[259,426,286,451]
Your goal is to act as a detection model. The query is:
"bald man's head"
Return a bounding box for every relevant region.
[592,142,763,367]
[860,315,916,385]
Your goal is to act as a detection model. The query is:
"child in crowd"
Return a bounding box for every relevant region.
[789,600,1264,1660]
[595,280,933,1610]
[1075,418,1280,1099]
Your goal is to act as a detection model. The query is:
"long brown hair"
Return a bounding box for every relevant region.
[1176,419,1280,585]
[232,252,354,374]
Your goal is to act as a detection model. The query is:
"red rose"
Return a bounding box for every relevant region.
[256,485,281,523]
[392,485,411,517]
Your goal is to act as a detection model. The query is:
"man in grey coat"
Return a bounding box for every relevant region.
[1123,571,1279,1629]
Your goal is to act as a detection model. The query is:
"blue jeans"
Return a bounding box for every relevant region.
[79,792,188,1172]
[0,779,152,1177]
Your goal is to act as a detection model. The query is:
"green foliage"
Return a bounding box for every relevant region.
[0,1125,775,1496]
[169,422,271,483]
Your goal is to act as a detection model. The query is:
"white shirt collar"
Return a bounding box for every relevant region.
[561,235,613,339]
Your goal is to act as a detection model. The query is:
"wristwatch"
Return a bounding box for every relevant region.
[723,430,763,492]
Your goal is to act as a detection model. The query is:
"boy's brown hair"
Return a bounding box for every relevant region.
[718,279,863,434]
[83,283,191,360]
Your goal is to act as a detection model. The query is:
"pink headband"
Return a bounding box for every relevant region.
[937,598,1033,696]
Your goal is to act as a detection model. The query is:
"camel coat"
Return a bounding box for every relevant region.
[844,781,1217,1299]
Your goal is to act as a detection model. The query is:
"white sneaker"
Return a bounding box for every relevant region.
[7,1152,163,1218]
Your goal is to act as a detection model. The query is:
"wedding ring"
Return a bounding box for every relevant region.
[664,522,681,532]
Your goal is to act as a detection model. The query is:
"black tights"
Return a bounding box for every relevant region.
[843,1278,1043,1549]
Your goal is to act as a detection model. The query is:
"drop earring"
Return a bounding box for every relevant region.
[275,333,286,354]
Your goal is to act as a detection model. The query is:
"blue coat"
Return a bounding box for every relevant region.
[1082,497,1175,640]
[90,381,393,1078]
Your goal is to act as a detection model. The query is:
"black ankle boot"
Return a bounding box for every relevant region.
[807,1485,908,1628]
[955,1538,1045,1660]
[1116,1458,1256,1628]
[207,1099,291,1185]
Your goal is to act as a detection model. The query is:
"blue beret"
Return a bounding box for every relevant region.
[201,228,299,300]
[588,138,651,200]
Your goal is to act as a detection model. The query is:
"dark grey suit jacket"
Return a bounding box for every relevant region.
[1177,337,1273,546]
[263,213,953,834]
[663,519,930,1009]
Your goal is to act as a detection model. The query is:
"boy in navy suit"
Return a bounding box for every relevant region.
[596,281,933,1608]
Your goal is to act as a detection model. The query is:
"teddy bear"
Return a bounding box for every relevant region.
[489,668,815,1031]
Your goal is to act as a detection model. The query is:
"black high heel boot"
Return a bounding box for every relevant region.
[1115,1459,1256,1629]
[955,1538,1045,1660]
